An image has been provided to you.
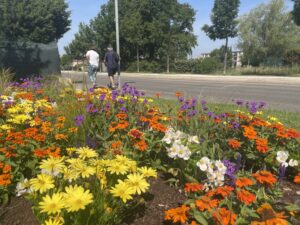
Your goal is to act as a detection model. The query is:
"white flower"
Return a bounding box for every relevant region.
[276,151,289,164]
[188,135,200,144]
[196,157,211,171]
[177,145,191,160]
[167,144,179,159]
[16,179,31,197]
[162,134,172,144]
[174,130,186,139]
[288,159,298,167]
[215,160,227,174]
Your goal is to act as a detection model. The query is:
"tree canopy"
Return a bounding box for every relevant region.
[0,0,71,43]
[292,0,300,26]
[64,0,197,70]
[238,0,300,66]
[202,0,240,73]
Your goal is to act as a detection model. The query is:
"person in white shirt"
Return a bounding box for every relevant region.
[85,46,99,86]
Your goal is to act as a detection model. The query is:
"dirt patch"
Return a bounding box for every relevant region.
[0,197,39,225]
[122,175,186,225]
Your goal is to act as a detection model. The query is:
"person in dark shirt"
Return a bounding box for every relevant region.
[104,45,119,89]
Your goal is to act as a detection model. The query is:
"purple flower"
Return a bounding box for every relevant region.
[180,104,189,111]
[232,121,240,129]
[74,115,84,126]
[223,160,237,183]
[258,101,267,109]
[191,98,197,107]
[143,99,148,104]
[118,98,125,104]
[178,97,184,103]
[207,111,214,117]
[187,110,198,117]
[201,100,207,105]
[202,106,208,111]
[120,107,127,112]
[279,164,287,181]
[220,113,227,118]
[235,99,243,106]
[99,94,106,101]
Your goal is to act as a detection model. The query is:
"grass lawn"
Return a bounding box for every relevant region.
[152,98,300,130]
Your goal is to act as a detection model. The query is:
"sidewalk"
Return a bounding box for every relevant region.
[61,71,300,84]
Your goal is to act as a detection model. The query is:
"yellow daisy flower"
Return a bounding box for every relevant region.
[137,167,157,178]
[39,157,65,175]
[64,185,93,212]
[39,192,65,215]
[42,218,63,225]
[110,180,135,203]
[30,174,55,193]
[125,173,149,195]
[76,147,98,159]
[107,162,129,175]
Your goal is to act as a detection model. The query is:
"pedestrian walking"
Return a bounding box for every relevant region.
[104,45,119,89]
[85,45,99,87]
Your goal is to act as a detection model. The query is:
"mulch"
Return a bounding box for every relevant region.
[1,177,299,225]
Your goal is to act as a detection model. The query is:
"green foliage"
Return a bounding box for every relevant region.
[0,68,14,93]
[193,58,219,74]
[173,60,197,73]
[292,0,300,26]
[202,0,240,73]
[65,0,197,71]
[0,0,71,43]
[60,54,73,70]
[238,0,300,66]
[202,0,240,40]
[126,60,164,73]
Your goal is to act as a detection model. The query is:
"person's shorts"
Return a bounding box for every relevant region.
[107,67,118,76]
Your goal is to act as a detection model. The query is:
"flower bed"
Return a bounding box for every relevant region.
[0,78,299,225]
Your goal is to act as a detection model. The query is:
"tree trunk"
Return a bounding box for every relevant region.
[223,37,228,75]
[167,54,170,73]
[137,46,140,73]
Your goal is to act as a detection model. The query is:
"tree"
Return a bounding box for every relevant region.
[65,0,197,72]
[292,0,300,26]
[238,0,300,66]
[0,0,71,43]
[202,0,240,74]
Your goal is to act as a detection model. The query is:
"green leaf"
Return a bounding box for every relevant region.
[192,210,208,225]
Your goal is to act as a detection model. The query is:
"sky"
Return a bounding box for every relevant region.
[58,0,293,57]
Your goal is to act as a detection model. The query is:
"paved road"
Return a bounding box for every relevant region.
[62,71,300,112]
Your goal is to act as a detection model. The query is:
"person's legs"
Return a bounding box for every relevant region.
[92,66,98,86]
[109,75,115,88]
[88,65,96,85]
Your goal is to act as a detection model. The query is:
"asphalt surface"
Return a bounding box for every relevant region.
[62,71,300,112]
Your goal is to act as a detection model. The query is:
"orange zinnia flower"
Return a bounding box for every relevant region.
[228,139,241,149]
[3,164,11,174]
[190,221,197,225]
[116,120,129,130]
[236,177,254,188]
[134,139,148,152]
[287,129,300,138]
[112,141,122,149]
[294,173,300,184]
[251,203,288,225]
[165,205,190,224]
[175,92,183,97]
[68,127,78,133]
[128,129,143,139]
[155,93,160,98]
[54,133,67,140]
[242,126,257,140]
[252,171,277,186]
[195,196,218,212]
[109,122,118,132]
[237,189,256,205]
[212,207,237,225]
[116,112,128,120]
[184,183,204,193]
[0,174,12,186]
[255,138,269,153]
[207,185,234,198]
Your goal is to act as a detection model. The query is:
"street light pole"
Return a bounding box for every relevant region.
[114,0,121,88]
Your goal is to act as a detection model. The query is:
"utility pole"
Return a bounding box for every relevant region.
[115,0,121,88]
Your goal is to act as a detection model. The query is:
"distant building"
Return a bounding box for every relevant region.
[197,50,243,68]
